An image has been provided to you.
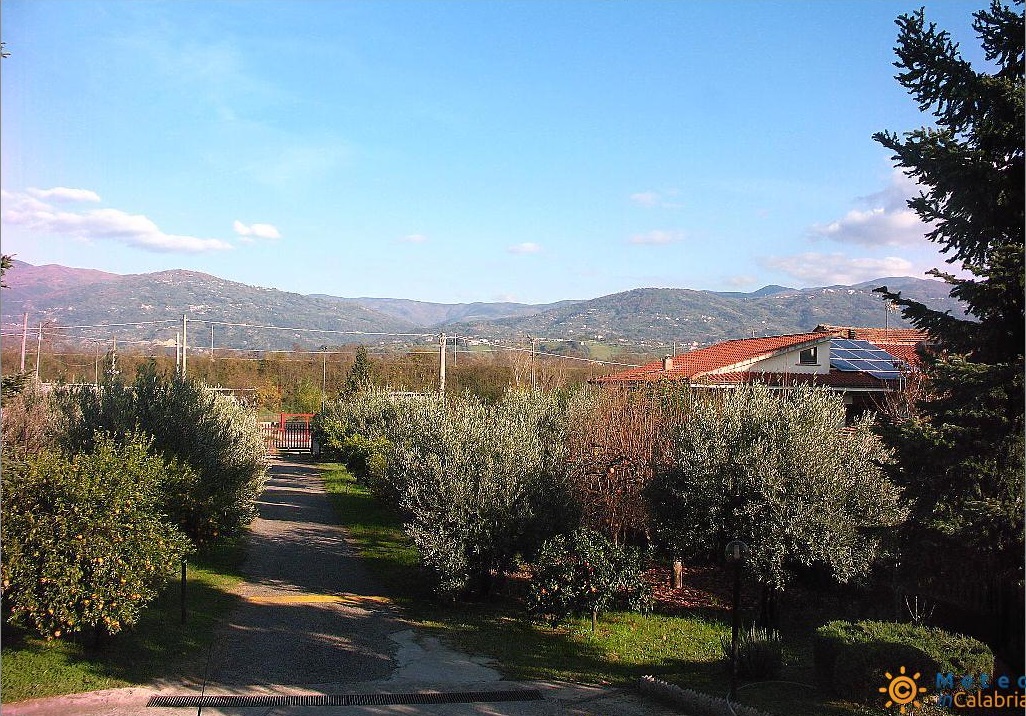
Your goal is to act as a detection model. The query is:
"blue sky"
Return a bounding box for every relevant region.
[1,0,986,304]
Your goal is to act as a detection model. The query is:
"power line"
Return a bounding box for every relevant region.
[193,319,435,339]
[2,313,649,368]
[0,319,179,330]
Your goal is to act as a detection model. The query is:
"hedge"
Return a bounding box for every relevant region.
[814,620,994,703]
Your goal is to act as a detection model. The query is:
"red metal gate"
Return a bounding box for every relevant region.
[260,413,314,453]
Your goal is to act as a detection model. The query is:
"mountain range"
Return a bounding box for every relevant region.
[0,260,967,354]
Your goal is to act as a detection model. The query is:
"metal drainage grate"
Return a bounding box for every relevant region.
[148,689,544,708]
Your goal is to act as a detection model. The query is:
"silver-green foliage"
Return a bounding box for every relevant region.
[313,389,403,487]
[346,389,579,597]
[54,368,267,546]
[648,384,906,591]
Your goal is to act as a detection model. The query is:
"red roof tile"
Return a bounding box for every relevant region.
[595,328,930,386]
[877,343,924,370]
[595,333,828,384]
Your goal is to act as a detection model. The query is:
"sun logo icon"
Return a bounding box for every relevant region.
[879,665,927,713]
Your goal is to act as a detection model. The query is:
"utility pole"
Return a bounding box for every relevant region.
[20,313,28,372]
[320,346,327,410]
[176,333,181,374]
[181,314,188,378]
[438,333,446,395]
[453,331,457,367]
[111,336,118,378]
[530,336,537,391]
[34,323,42,379]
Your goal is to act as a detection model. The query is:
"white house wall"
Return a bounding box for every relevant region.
[696,337,835,377]
[751,345,830,374]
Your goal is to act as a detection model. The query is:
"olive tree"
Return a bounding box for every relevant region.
[54,366,266,546]
[380,390,579,598]
[647,384,906,621]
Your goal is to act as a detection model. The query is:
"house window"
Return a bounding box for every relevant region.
[799,346,819,365]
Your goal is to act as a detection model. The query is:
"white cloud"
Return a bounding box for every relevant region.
[507,242,542,254]
[629,230,685,245]
[630,191,661,208]
[629,189,682,209]
[809,169,930,247]
[400,234,428,244]
[233,220,282,240]
[2,190,232,253]
[761,252,915,285]
[27,187,102,203]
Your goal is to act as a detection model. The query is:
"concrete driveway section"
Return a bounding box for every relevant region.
[3,458,688,716]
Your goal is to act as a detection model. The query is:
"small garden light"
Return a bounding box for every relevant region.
[724,539,749,702]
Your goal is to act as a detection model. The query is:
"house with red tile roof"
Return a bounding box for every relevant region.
[594,326,930,418]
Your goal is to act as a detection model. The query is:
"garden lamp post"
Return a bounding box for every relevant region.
[725,539,749,702]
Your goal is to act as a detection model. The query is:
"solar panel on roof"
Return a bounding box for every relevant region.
[829,339,904,380]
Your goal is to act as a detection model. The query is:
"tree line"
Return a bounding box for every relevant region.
[315,384,903,622]
[0,343,638,414]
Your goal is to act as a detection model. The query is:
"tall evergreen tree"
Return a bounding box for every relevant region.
[341,345,374,397]
[872,0,1023,639]
[1,254,12,288]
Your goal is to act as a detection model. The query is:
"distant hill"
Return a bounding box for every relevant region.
[711,284,795,299]
[1,262,421,350]
[0,261,968,353]
[446,277,968,349]
[310,295,583,328]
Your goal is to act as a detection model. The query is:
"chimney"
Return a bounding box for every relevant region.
[847,328,856,339]
[663,355,674,371]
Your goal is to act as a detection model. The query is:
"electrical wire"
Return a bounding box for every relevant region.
[194,319,435,339]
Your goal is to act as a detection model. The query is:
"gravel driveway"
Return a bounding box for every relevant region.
[200,457,403,687]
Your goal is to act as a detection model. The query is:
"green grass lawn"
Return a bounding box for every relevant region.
[320,462,893,716]
[1,538,246,704]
